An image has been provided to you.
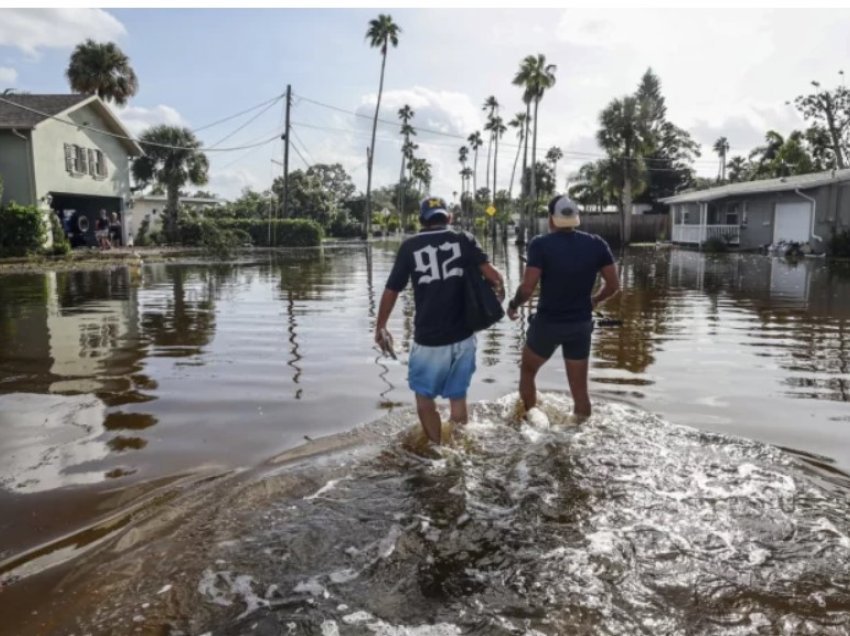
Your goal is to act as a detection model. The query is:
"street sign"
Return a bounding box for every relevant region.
[485,205,496,217]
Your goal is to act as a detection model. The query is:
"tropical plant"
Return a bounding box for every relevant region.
[397,104,415,228]
[546,146,564,177]
[507,112,527,198]
[364,14,401,237]
[486,115,507,205]
[792,77,850,169]
[131,126,209,243]
[513,54,557,237]
[726,156,750,182]
[66,39,138,106]
[482,96,499,196]
[0,202,46,257]
[467,131,483,195]
[713,136,730,181]
[597,95,652,243]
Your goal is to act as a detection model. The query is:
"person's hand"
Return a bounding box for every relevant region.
[493,282,505,303]
[374,327,386,347]
[507,303,519,321]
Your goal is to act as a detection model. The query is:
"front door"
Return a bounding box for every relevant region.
[773,201,812,243]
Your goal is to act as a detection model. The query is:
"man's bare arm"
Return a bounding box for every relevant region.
[480,262,505,301]
[375,288,399,343]
[592,263,620,309]
[507,266,542,319]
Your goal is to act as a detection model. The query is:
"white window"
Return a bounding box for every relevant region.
[95,150,108,177]
[725,202,740,226]
[87,149,95,176]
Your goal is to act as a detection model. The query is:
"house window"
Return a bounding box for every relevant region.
[725,202,740,226]
[62,143,107,178]
[95,150,108,177]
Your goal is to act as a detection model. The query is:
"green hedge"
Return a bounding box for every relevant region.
[0,203,46,257]
[178,217,323,248]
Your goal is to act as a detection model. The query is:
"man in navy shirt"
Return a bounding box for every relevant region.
[376,197,504,443]
[507,195,620,417]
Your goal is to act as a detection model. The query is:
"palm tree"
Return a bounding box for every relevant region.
[131,126,209,243]
[458,145,469,199]
[66,39,138,106]
[713,136,730,181]
[482,96,499,197]
[467,131,483,195]
[726,156,750,182]
[397,104,415,228]
[513,54,556,236]
[487,116,507,207]
[364,14,401,237]
[597,96,652,244]
[749,130,785,178]
[507,112,527,198]
[546,146,564,179]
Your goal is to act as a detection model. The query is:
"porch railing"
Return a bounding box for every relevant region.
[672,224,740,245]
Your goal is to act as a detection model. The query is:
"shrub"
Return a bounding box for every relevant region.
[327,216,362,239]
[48,212,71,256]
[0,202,47,257]
[829,229,850,258]
[703,235,729,254]
[135,217,152,247]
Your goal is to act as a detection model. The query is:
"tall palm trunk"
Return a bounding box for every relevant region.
[530,97,540,236]
[397,154,406,231]
[365,48,388,237]
[508,133,522,198]
[472,149,479,196]
[520,102,531,241]
[485,135,492,198]
[621,153,632,245]
[166,183,180,243]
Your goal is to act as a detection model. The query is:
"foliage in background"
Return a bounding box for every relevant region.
[48,213,71,256]
[0,203,46,257]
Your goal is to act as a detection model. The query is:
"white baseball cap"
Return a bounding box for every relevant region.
[548,195,581,228]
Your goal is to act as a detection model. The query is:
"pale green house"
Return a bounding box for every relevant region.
[0,94,143,247]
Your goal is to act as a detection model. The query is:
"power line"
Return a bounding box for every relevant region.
[191,93,285,133]
[290,138,310,168]
[294,91,724,166]
[207,96,284,149]
[289,126,316,165]
[0,95,282,153]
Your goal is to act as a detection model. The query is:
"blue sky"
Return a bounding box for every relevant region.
[3,8,850,199]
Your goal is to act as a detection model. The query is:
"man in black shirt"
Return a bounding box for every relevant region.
[376,197,504,443]
[507,195,620,417]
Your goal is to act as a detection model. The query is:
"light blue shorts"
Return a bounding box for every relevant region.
[408,335,477,399]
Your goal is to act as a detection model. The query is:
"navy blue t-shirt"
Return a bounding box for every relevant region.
[385,227,488,346]
[526,230,615,323]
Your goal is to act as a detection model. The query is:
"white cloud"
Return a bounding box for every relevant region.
[207,168,260,200]
[0,66,17,84]
[112,104,188,137]
[0,9,125,56]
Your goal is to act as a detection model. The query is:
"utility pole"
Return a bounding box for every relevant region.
[282,84,292,229]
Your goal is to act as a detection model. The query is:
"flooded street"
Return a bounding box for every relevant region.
[1,243,849,634]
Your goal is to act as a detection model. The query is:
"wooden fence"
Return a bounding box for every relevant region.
[534,213,670,245]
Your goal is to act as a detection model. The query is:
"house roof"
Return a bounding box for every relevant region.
[0,94,90,129]
[0,93,143,155]
[661,168,850,204]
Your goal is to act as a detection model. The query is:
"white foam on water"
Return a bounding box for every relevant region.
[304,477,349,500]
[320,620,340,636]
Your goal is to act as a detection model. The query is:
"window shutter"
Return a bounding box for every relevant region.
[64,144,74,173]
[97,150,108,177]
[79,146,88,174]
[87,149,95,176]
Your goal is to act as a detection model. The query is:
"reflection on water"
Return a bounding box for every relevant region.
[0,244,849,632]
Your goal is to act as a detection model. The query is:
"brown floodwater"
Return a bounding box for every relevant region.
[1,242,849,635]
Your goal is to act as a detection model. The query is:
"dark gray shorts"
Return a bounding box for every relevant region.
[526,316,593,361]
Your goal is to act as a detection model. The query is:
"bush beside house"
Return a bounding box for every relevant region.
[830,229,850,258]
[0,203,47,257]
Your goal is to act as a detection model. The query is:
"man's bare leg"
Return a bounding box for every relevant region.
[449,398,468,424]
[415,394,442,444]
[519,346,547,412]
[565,358,591,417]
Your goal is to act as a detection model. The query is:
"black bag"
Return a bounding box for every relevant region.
[461,234,505,332]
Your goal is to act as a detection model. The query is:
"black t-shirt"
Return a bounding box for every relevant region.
[526,230,615,323]
[385,227,488,346]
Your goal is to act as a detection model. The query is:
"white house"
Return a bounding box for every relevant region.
[0,93,144,247]
[127,194,225,242]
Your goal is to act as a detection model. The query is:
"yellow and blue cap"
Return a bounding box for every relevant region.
[419,196,449,222]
